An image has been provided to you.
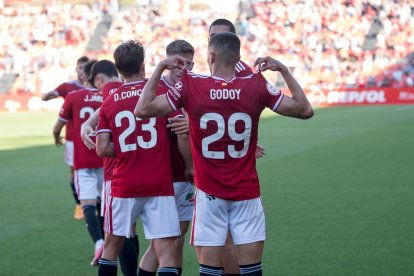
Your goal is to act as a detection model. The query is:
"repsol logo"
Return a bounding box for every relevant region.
[327,90,386,104]
[210,89,241,100]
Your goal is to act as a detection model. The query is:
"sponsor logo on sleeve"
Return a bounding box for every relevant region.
[266,83,280,96]
[174,81,183,90]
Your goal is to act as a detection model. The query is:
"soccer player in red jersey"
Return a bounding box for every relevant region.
[52,60,105,266]
[209,19,253,78]
[209,18,266,275]
[135,32,313,276]
[43,56,89,220]
[138,40,195,276]
[96,40,180,276]
[82,60,140,273]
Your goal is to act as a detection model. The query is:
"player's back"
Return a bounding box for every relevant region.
[56,80,84,99]
[60,88,103,170]
[167,70,283,200]
[98,81,173,198]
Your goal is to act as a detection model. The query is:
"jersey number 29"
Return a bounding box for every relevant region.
[200,112,252,159]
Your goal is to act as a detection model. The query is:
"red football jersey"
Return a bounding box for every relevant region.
[97,80,173,198]
[54,80,84,98]
[59,88,103,170]
[160,76,186,182]
[102,81,123,101]
[235,60,253,77]
[101,81,123,181]
[166,70,284,200]
[54,80,84,141]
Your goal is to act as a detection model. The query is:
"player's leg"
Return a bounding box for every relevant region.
[99,196,143,275]
[65,140,83,219]
[98,233,125,276]
[174,181,194,275]
[75,169,105,265]
[138,240,159,275]
[222,233,240,275]
[191,189,229,276]
[230,197,266,275]
[141,196,181,275]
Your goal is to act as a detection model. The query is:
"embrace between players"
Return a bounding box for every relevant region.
[53,19,313,276]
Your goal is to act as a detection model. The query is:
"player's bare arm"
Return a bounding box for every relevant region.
[135,55,186,119]
[53,120,66,147]
[256,144,266,159]
[177,132,194,183]
[81,108,100,150]
[167,109,189,135]
[254,56,314,119]
[42,90,59,101]
[96,132,116,157]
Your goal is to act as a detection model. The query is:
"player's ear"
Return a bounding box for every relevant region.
[188,62,194,71]
[140,63,145,76]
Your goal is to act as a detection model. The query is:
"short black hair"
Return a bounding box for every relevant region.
[83,60,97,79]
[77,56,90,64]
[166,40,195,56]
[89,60,119,86]
[113,40,145,78]
[208,32,240,67]
[209,19,236,34]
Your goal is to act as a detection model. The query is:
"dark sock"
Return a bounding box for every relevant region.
[83,205,103,243]
[98,258,118,276]
[96,198,105,237]
[226,274,241,276]
[199,264,224,276]
[138,267,156,276]
[119,237,138,276]
[157,267,179,275]
[177,267,182,276]
[132,233,139,256]
[239,262,262,275]
[70,179,80,204]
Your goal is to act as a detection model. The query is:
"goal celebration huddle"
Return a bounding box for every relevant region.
[48,18,313,276]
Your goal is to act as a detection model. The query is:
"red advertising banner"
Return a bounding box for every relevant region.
[305,87,414,106]
[0,94,63,112]
[1,87,414,112]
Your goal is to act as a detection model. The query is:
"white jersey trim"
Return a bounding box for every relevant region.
[166,94,178,112]
[96,129,112,134]
[58,117,68,122]
[272,93,284,111]
[161,76,174,88]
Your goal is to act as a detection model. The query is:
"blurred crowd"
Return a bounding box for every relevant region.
[0,2,102,93]
[1,0,413,95]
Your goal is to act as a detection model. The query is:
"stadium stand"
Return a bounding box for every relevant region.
[0,0,413,96]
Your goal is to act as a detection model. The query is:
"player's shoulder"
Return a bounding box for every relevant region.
[187,70,210,80]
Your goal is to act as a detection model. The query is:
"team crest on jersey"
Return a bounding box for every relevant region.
[185,192,194,203]
[175,81,183,90]
[266,83,280,96]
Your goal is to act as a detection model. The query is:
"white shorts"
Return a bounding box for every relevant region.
[174,182,194,222]
[64,141,74,167]
[190,188,266,246]
[101,180,111,217]
[105,196,180,239]
[74,168,103,200]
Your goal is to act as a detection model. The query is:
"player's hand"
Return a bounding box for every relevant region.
[185,167,194,183]
[255,144,266,158]
[55,136,64,147]
[254,56,288,73]
[81,123,96,150]
[167,110,189,135]
[159,55,186,71]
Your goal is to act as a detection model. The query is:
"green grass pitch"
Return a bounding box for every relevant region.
[0,106,413,275]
